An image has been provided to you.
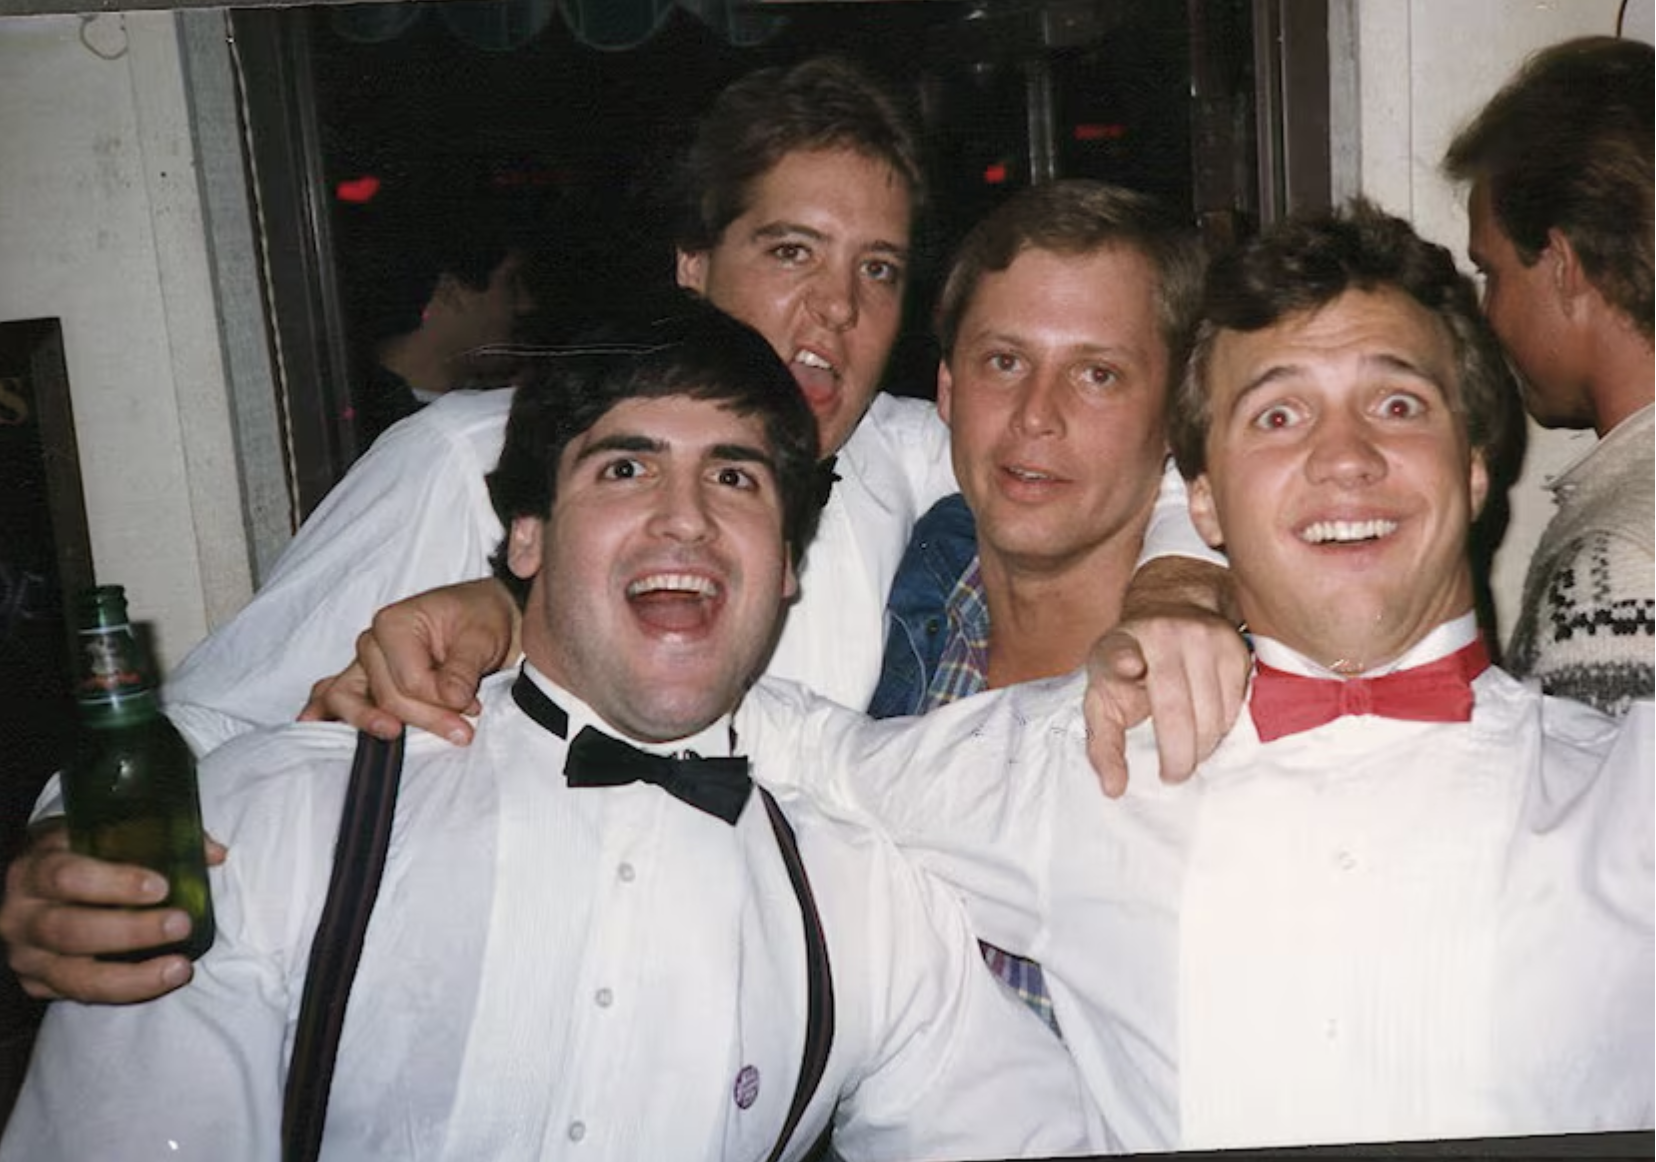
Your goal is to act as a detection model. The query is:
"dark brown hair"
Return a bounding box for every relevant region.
[1170,199,1520,485]
[933,180,1205,394]
[672,56,925,254]
[1444,36,1653,339]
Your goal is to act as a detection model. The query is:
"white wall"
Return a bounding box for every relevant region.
[1341,0,1654,645]
[0,12,252,672]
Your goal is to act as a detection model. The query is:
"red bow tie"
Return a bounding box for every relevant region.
[1248,638,1491,743]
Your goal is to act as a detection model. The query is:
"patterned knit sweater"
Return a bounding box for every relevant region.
[1506,404,1654,716]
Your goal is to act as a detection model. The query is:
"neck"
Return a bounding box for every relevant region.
[1575,300,1654,436]
[978,535,1139,689]
[377,329,458,395]
[1252,611,1480,678]
[520,663,733,751]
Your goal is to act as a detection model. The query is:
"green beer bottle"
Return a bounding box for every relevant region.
[61,585,215,962]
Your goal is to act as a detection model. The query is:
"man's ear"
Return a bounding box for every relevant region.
[505,516,545,582]
[675,248,708,295]
[1187,473,1225,551]
[936,361,955,426]
[1468,448,1491,521]
[1544,228,1589,315]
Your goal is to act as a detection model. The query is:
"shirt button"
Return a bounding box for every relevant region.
[595,987,613,1008]
[1323,1018,1339,1040]
[617,862,635,883]
[1334,849,1356,871]
[568,1121,586,1142]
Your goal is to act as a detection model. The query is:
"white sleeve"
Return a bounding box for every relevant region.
[1137,458,1227,567]
[741,676,1077,955]
[0,937,287,1162]
[163,394,509,752]
[828,831,1105,1160]
[873,393,957,513]
[0,735,331,1162]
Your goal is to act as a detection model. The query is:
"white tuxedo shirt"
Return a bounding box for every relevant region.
[4,667,1101,1162]
[737,618,1655,1150]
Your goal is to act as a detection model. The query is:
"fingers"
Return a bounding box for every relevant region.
[2,842,196,1004]
[299,657,404,741]
[1082,613,1252,793]
[1084,685,1132,800]
[1137,615,1250,784]
[1083,630,1152,798]
[13,950,194,1005]
[359,630,475,746]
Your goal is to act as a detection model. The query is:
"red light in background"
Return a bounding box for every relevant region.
[1073,123,1127,142]
[336,175,382,204]
[983,162,1009,185]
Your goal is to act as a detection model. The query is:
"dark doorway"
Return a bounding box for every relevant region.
[238,0,1283,505]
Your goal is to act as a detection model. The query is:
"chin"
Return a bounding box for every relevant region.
[625,687,734,742]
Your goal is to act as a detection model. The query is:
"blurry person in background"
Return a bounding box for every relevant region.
[340,185,539,455]
[1444,35,1654,714]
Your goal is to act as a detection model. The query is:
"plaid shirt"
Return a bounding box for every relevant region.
[922,558,1061,1038]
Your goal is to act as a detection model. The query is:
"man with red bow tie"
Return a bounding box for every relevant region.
[738,200,1654,1151]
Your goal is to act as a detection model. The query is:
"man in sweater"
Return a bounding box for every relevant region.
[1444,35,1654,713]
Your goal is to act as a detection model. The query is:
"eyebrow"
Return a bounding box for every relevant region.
[574,432,778,475]
[750,220,910,261]
[1227,353,1448,419]
[964,328,1147,361]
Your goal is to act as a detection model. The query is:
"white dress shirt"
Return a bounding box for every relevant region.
[161,388,1214,756]
[3,668,1101,1162]
[737,618,1655,1150]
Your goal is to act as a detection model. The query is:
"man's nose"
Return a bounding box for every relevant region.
[1306,410,1386,485]
[806,267,858,332]
[1010,368,1063,438]
[648,473,714,541]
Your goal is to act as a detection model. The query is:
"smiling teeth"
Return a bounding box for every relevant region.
[627,573,719,597]
[794,350,835,373]
[1007,467,1054,482]
[1300,519,1398,544]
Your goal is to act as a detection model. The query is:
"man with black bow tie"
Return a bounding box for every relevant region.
[0,307,1099,1162]
[739,201,1654,1151]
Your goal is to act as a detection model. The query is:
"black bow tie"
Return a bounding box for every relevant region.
[814,456,841,511]
[512,672,752,825]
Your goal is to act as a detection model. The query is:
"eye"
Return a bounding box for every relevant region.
[713,465,760,490]
[769,242,811,266]
[861,257,904,287]
[599,457,646,481]
[986,351,1022,376]
[1077,363,1120,390]
[1378,391,1426,419]
[1251,403,1298,431]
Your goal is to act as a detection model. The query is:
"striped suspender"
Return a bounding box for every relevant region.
[282,730,405,1162]
[758,787,836,1162]
[278,735,835,1162]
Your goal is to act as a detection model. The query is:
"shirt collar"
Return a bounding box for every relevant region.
[946,555,992,641]
[1250,613,1480,679]
[517,662,736,758]
[1549,402,1654,499]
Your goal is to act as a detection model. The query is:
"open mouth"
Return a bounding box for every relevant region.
[625,572,723,633]
[790,349,840,408]
[1297,518,1398,545]
[1004,464,1060,484]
